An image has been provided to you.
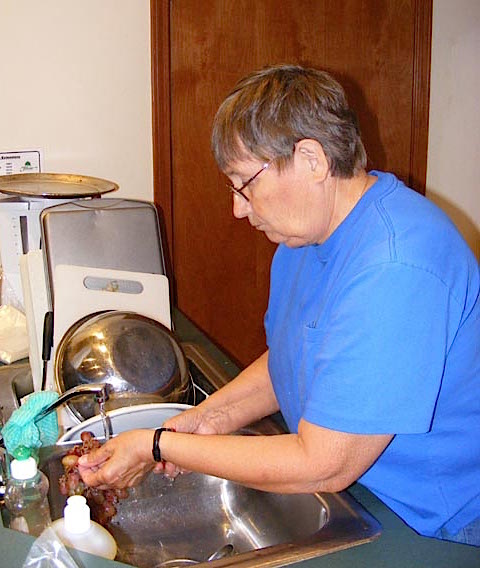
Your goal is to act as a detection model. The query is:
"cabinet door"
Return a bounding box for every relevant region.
[152,0,432,367]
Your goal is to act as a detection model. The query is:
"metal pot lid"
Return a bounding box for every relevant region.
[55,311,190,421]
[0,173,118,198]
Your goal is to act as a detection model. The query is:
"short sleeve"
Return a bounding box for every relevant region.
[302,263,459,434]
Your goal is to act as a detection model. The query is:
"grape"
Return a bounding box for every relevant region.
[58,430,129,526]
[80,431,93,443]
[115,488,129,500]
[66,471,81,490]
[61,454,79,470]
[102,501,117,517]
[58,475,68,496]
[89,489,105,505]
[71,445,83,457]
[104,490,117,503]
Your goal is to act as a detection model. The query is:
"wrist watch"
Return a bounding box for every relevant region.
[152,427,174,462]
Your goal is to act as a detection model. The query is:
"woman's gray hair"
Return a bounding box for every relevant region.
[211,64,367,178]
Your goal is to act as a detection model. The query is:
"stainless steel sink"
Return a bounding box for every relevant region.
[39,439,380,568]
[36,344,380,567]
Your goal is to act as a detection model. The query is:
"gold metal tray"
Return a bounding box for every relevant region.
[0,173,118,198]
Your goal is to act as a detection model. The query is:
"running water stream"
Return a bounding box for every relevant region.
[99,401,113,441]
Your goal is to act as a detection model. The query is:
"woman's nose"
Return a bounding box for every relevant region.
[232,194,250,218]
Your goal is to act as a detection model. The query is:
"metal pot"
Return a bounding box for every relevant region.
[54,310,191,422]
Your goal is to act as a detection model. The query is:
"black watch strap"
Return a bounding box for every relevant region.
[152,427,174,462]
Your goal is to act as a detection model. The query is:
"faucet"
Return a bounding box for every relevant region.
[34,383,110,423]
[35,383,113,440]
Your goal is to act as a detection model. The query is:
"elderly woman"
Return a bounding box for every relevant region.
[79,65,480,546]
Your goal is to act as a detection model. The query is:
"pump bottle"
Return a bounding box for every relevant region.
[51,495,117,560]
[4,447,51,536]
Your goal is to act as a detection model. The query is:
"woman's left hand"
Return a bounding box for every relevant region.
[77,430,154,489]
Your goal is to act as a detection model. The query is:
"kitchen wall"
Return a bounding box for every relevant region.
[0,1,153,200]
[1,1,478,258]
[426,0,480,259]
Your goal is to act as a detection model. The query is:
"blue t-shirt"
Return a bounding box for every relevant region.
[265,171,480,537]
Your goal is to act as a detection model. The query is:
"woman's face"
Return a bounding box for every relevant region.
[225,147,336,247]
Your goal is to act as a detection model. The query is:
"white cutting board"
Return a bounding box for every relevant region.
[45,264,171,391]
[19,251,50,391]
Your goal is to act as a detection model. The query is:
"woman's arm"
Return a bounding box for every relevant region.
[165,350,279,435]
[78,417,392,494]
[156,420,393,493]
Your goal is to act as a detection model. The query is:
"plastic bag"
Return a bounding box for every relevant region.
[0,304,29,363]
[22,526,80,568]
[0,267,24,312]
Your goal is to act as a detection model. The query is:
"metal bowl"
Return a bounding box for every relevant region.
[55,310,191,422]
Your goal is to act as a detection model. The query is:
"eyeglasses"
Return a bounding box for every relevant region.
[226,162,271,202]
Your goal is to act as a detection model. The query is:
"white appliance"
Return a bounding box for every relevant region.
[0,173,119,308]
[0,196,70,307]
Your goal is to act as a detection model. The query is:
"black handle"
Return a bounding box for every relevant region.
[41,311,54,390]
[42,311,54,362]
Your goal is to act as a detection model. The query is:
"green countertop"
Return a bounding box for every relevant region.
[1,311,478,568]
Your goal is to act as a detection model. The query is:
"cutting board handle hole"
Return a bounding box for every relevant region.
[83,276,144,294]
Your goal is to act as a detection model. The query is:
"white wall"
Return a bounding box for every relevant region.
[0,1,153,200]
[1,1,478,258]
[426,0,480,259]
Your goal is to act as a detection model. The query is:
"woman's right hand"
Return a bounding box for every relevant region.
[166,402,236,434]
[154,350,276,477]
[152,404,229,476]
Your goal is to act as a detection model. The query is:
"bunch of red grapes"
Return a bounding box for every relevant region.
[58,431,129,526]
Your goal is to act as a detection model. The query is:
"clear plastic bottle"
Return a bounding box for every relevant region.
[4,446,51,536]
[51,495,117,560]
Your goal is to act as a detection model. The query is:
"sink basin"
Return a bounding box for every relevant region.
[39,437,380,568]
[37,344,380,567]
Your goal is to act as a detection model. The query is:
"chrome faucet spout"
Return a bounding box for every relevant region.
[35,384,110,423]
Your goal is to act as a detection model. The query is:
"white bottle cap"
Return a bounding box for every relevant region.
[64,495,91,534]
[10,457,38,480]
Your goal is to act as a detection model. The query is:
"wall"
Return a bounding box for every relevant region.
[0,1,153,200]
[426,0,480,259]
[0,1,478,256]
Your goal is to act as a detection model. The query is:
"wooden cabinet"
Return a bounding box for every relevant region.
[151,0,432,367]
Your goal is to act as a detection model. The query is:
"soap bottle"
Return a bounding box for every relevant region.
[4,446,51,536]
[51,495,117,560]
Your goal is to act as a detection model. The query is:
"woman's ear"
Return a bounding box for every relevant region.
[294,139,329,183]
